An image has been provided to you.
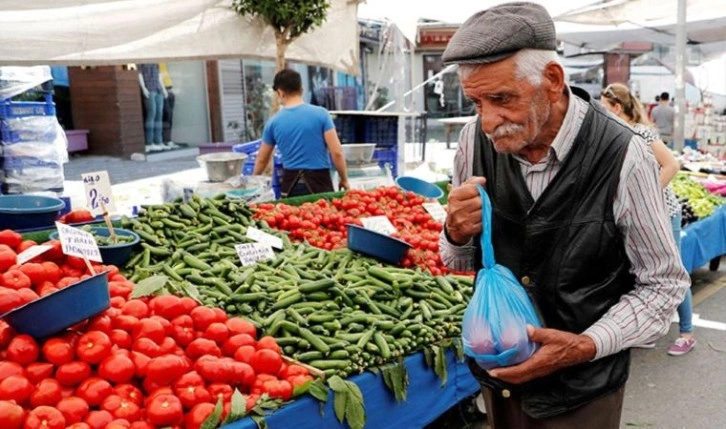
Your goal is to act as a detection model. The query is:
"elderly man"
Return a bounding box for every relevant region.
[439,3,689,428]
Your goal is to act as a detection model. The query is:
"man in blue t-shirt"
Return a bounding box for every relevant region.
[253,69,349,197]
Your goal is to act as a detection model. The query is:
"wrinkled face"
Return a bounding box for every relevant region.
[461,57,552,155]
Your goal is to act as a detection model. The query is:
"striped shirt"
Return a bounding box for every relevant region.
[631,123,681,219]
[440,88,690,360]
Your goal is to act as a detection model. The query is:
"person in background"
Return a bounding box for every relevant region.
[647,94,660,122]
[253,69,349,197]
[138,64,167,153]
[600,83,696,356]
[159,63,178,149]
[439,3,689,428]
[651,91,676,146]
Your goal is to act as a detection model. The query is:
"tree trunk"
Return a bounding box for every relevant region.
[270,32,290,115]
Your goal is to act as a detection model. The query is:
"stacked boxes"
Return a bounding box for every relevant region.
[233,140,284,199]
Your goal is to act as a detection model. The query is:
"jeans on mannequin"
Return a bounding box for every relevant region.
[144,91,164,145]
[670,213,693,333]
[163,89,175,143]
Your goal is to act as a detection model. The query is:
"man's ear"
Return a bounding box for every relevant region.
[543,62,566,102]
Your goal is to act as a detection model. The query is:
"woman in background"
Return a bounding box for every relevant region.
[600,83,696,356]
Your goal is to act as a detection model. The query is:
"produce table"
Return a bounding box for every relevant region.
[680,204,726,273]
[224,350,479,429]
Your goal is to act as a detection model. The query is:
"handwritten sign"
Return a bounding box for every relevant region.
[422,202,447,223]
[235,243,276,267]
[54,222,103,262]
[361,216,397,236]
[17,245,53,265]
[82,170,116,216]
[246,227,283,250]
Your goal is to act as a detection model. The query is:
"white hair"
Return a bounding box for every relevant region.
[457,49,561,85]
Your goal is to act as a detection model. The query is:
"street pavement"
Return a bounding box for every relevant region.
[63,146,726,429]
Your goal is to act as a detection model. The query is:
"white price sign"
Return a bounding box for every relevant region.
[235,243,276,267]
[361,216,397,236]
[54,222,103,262]
[82,170,116,216]
[17,245,53,265]
[422,202,447,223]
[246,227,284,250]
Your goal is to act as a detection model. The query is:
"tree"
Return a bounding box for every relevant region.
[231,0,331,73]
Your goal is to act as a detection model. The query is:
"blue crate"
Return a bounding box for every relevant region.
[233,139,263,156]
[0,100,56,119]
[363,117,398,147]
[333,116,358,144]
[373,148,398,178]
[2,156,62,170]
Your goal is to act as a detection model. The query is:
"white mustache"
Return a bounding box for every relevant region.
[492,123,524,138]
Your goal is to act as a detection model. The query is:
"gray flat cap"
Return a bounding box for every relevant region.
[442,2,556,65]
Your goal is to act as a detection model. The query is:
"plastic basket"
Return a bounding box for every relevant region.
[373,148,398,178]
[364,117,398,147]
[233,140,263,156]
[346,224,412,264]
[333,116,358,144]
[0,100,56,119]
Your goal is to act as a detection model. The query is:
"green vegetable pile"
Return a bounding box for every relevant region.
[78,225,136,246]
[671,173,726,218]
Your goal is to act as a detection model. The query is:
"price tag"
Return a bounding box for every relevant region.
[361,216,397,236]
[246,227,284,250]
[54,222,103,262]
[82,170,116,216]
[235,243,276,267]
[17,245,53,265]
[422,202,448,223]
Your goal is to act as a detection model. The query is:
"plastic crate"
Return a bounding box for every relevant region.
[0,100,56,119]
[363,117,398,147]
[373,148,398,178]
[1,116,59,144]
[233,139,263,156]
[333,116,358,144]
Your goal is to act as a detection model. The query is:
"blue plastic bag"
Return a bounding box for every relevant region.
[462,185,542,370]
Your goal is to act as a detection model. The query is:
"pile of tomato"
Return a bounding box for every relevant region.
[252,187,450,275]
[0,229,314,428]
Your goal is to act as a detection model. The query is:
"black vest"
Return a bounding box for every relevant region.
[468,87,636,418]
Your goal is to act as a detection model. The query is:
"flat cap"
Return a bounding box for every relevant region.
[442,2,556,65]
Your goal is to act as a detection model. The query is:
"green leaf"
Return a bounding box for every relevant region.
[453,337,465,362]
[345,387,366,429]
[179,280,202,302]
[333,388,348,423]
[222,389,246,425]
[251,415,268,429]
[200,398,224,429]
[308,378,329,403]
[130,275,168,298]
[293,379,313,397]
[423,346,434,368]
[434,345,448,386]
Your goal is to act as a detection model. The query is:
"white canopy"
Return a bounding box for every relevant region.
[0,0,360,75]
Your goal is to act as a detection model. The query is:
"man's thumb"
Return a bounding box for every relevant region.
[465,176,487,186]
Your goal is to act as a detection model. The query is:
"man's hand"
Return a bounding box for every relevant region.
[142,89,150,99]
[339,178,350,191]
[488,325,597,384]
[444,176,487,245]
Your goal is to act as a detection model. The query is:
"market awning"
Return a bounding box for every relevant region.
[0,0,361,75]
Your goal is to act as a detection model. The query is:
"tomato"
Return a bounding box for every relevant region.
[158,336,179,355]
[255,336,281,353]
[67,423,92,429]
[75,331,112,364]
[98,353,136,384]
[186,338,221,360]
[233,345,256,364]
[113,384,144,407]
[24,405,66,429]
[25,363,54,384]
[129,422,154,429]
[148,295,184,320]
[170,315,196,347]
[173,372,211,410]
[0,399,24,429]
[287,374,314,389]
[7,334,40,365]
[149,315,174,336]
[145,354,188,385]
[0,375,32,403]
[0,320,15,348]
[121,300,149,319]
[185,402,216,429]
[110,296,126,308]
[29,378,63,407]
[65,256,87,271]
[250,349,282,375]
[101,395,142,422]
[222,333,256,357]
[204,322,229,344]
[132,318,165,343]
[40,261,61,284]
[112,315,139,332]
[0,229,22,249]
[56,396,89,424]
[210,307,227,323]
[280,364,310,379]
[0,360,25,378]
[207,383,233,403]
[108,281,133,299]
[1,269,31,290]
[105,419,132,429]
[0,249,17,272]
[76,377,113,407]
[56,361,92,387]
[0,287,24,314]
[17,287,40,304]
[129,351,151,378]
[230,361,256,387]
[109,329,133,350]
[145,394,183,426]
[179,297,198,313]
[42,338,75,365]
[83,410,113,429]
[132,338,163,358]
[42,240,64,262]
[190,306,217,331]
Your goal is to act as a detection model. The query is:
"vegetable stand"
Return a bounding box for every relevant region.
[680,204,726,273]
[223,350,478,429]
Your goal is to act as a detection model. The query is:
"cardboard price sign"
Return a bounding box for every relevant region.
[54,222,103,262]
[82,170,116,216]
[17,245,53,265]
[246,227,284,250]
[235,243,276,267]
[361,216,397,236]
[422,202,447,223]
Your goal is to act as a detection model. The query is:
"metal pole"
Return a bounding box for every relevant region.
[673,0,687,151]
